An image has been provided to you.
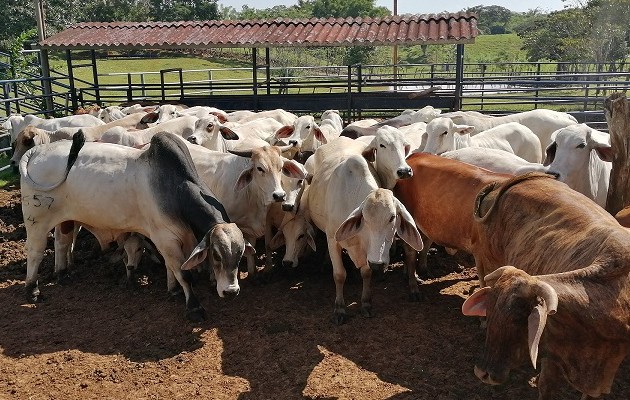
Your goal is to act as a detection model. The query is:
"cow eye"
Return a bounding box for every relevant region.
[576,143,586,149]
[257,167,265,173]
[389,215,395,223]
[306,125,311,129]
[441,131,448,136]
[171,112,176,115]
[213,253,221,262]
[297,234,305,240]
[297,179,304,186]
[24,138,35,146]
[379,144,386,148]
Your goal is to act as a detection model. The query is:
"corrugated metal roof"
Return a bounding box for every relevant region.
[39,13,478,50]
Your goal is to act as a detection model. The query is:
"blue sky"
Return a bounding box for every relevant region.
[218,0,568,14]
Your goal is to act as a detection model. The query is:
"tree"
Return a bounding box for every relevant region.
[465,5,513,35]
[312,0,388,18]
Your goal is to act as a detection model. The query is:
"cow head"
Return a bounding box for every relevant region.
[274,115,326,151]
[155,104,181,124]
[181,222,254,299]
[543,125,612,195]
[362,126,413,189]
[97,106,125,123]
[10,126,50,166]
[410,105,442,123]
[186,116,239,149]
[231,146,306,204]
[279,163,307,212]
[270,211,317,269]
[321,109,344,132]
[423,117,475,156]
[335,188,423,272]
[462,266,558,385]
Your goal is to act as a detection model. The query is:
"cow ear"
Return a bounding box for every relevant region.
[219,126,239,140]
[362,147,376,162]
[453,124,475,135]
[543,142,557,166]
[182,236,210,270]
[306,223,317,251]
[314,126,327,144]
[461,286,490,317]
[244,240,256,256]
[210,111,228,123]
[275,126,294,138]
[528,302,549,369]
[269,231,285,250]
[394,198,423,251]
[595,145,614,162]
[234,168,253,191]
[404,143,411,156]
[140,112,159,124]
[335,206,363,242]
[282,159,307,179]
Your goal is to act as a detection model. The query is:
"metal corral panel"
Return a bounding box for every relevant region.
[39,14,478,50]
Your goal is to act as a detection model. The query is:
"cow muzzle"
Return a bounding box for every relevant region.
[396,167,413,179]
[282,260,296,269]
[222,287,240,299]
[272,191,286,202]
[368,262,385,272]
[474,365,505,386]
[281,203,295,212]
[187,136,198,145]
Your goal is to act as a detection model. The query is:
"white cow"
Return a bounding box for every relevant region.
[156,104,228,124]
[317,110,344,143]
[184,116,239,151]
[398,122,427,152]
[273,115,327,156]
[442,147,549,175]
[423,118,542,163]
[305,143,423,324]
[544,124,613,208]
[99,115,200,146]
[225,117,284,143]
[229,109,297,126]
[94,106,126,123]
[19,132,252,320]
[440,109,578,158]
[185,144,306,277]
[323,126,413,189]
[5,114,105,144]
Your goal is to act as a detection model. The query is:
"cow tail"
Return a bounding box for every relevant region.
[20,130,86,192]
[473,182,500,223]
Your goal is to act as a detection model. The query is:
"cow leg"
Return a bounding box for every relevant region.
[54,223,75,284]
[537,358,567,400]
[328,238,347,325]
[359,266,373,318]
[244,234,258,279]
[24,233,48,303]
[263,213,275,274]
[403,242,423,302]
[416,232,432,279]
[165,262,205,321]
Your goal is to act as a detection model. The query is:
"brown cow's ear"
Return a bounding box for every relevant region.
[461,287,490,317]
[362,147,376,162]
[234,168,253,191]
[269,232,285,250]
[314,127,327,144]
[543,142,557,166]
[219,126,239,140]
[182,235,210,270]
[335,206,363,242]
[140,112,159,124]
[210,112,228,123]
[275,126,294,138]
[595,146,614,162]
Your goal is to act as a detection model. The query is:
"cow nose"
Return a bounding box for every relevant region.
[289,139,298,146]
[397,167,413,179]
[281,203,294,212]
[222,287,240,299]
[187,136,197,144]
[272,192,286,202]
[368,262,385,272]
[282,260,295,269]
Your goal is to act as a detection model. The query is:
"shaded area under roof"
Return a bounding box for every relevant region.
[39,13,478,50]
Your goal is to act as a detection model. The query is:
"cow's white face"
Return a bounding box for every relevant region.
[156,104,179,124]
[424,117,474,155]
[275,115,318,148]
[321,110,343,132]
[279,170,306,212]
[363,126,413,189]
[335,189,423,271]
[411,105,442,123]
[544,125,612,191]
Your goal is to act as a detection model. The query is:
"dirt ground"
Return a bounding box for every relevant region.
[1,183,630,400]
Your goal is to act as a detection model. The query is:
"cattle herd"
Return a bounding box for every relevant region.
[3,103,630,399]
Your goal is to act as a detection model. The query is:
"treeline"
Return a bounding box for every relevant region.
[1,0,628,67]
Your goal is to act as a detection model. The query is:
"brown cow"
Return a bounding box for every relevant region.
[393,152,512,299]
[459,172,630,399]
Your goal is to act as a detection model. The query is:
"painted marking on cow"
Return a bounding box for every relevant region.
[23,195,54,209]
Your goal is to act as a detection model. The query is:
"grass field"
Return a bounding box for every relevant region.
[0,155,17,188]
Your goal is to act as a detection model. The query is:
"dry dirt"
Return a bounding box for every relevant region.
[1,183,629,400]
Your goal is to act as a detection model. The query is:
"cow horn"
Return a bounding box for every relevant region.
[527,303,547,370]
[276,143,296,153]
[228,149,253,158]
[536,280,558,315]
[482,266,517,287]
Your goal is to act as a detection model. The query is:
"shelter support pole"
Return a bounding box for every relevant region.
[605,93,630,216]
[90,50,101,105]
[65,50,78,111]
[265,47,271,95]
[252,47,258,111]
[454,44,465,111]
[40,49,54,114]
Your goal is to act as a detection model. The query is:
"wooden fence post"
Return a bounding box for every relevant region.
[604,92,630,216]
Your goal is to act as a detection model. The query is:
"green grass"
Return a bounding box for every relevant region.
[0,156,18,188]
[464,34,526,63]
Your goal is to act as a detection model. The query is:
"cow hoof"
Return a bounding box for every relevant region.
[186,306,207,322]
[56,272,72,285]
[408,291,424,302]
[332,312,347,325]
[25,284,42,303]
[361,306,373,318]
[168,288,184,301]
